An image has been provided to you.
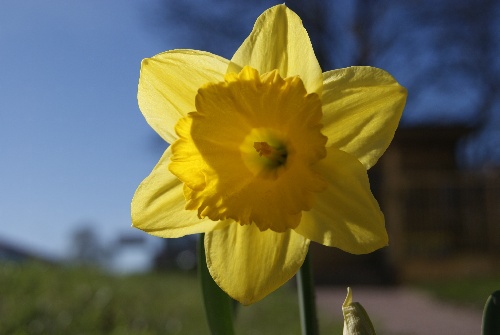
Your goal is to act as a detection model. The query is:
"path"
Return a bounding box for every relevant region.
[316,286,483,335]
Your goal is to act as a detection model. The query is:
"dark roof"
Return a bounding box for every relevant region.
[394,125,474,147]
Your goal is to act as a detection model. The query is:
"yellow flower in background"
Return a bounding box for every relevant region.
[132,5,406,304]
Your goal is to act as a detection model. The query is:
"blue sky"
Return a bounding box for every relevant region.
[0,1,172,261]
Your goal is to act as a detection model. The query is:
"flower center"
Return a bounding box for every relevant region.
[169,66,327,232]
[254,142,287,166]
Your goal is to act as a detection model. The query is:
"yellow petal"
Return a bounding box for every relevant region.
[138,49,229,143]
[321,66,407,169]
[295,147,388,254]
[228,5,323,95]
[205,223,309,305]
[131,147,228,237]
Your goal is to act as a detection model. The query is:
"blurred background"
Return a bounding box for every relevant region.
[1,0,499,334]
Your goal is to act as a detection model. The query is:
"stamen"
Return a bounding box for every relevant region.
[254,142,273,157]
[254,142,287,165]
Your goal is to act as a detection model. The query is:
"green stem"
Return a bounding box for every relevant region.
[482,290,500,335]
[297,252,319,335]
[198,234,235,335]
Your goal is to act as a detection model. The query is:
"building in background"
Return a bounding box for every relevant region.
[311,125,500,284]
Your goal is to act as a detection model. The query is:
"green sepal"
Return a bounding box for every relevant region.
[482,290,500,335]
[198,233,236,335]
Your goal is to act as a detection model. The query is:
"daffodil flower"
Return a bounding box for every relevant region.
[132,5,407,305]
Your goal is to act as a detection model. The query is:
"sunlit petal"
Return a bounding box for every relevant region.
[132,147,229,237]
[295,147,388,254]
[229,5,323,95]
[321,66,407,169]
[138,50,229,143]
[205,223,309,305]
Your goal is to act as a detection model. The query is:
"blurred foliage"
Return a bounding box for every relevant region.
[0,262,342,334]
[412,276,500,310]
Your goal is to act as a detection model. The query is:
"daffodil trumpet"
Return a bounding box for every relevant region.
[132,3,406,309]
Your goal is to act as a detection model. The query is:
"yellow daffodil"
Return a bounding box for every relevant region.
[132,5,406,305]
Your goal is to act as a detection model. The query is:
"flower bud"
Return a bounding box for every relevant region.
[342,287,377,335]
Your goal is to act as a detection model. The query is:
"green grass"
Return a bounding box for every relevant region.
[0,262,342,334]
[411,276,500,310]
